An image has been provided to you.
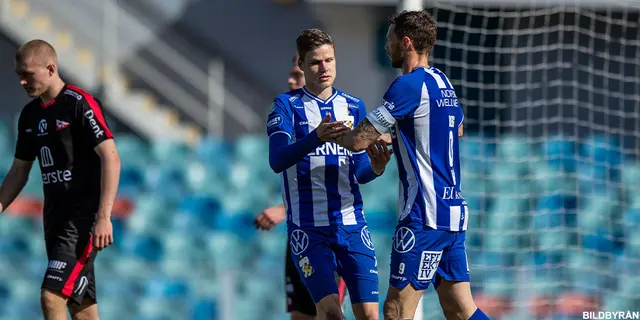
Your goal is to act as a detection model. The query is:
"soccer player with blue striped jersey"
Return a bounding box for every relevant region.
[336,10,490,320]
[267,29,391,320]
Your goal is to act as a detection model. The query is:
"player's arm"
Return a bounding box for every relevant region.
[0,111,36,213]
[337,118,382,152]
[78,99,120,220]
[267,98,347,173]
[254,203,286,230]
[337,77,419,152]
[94,140,120,222]
[0,158,33,213]
[351,100,392,183]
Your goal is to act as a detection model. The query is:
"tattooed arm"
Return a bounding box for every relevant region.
[336,118,382,152]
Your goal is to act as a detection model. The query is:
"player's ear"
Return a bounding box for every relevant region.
[47,64,55,76]
[402,36,412,50]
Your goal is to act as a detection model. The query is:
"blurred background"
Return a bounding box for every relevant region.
[0,0,639,319]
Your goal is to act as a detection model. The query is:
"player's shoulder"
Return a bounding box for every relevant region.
[275,89,304,105]
[335,89,363,104]
[270,89,304,114]
[398,67,429,85]
[61,84,97,104]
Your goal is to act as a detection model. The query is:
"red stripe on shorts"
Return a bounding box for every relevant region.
[62,235,94,296]
[338,278,347,304]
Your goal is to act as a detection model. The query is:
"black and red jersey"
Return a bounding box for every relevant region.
[14,84,113,230]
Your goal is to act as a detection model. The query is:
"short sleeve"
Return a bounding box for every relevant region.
[14,110,35,161]
[366,77,421,134]
[77,97,114,147]
[266,97,294,139]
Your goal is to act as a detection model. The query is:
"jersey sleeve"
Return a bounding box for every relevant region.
[14,109,36,161]
[353,99,369,154]
[266,97,294,138]
[366,77,421,134]
[77,97,114,147]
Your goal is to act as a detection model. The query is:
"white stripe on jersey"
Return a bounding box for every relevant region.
[303,96,322,130]
[449,206,461,231]
[337,155,357,225]
[415,83,437,229]
[310,156,330,226]
[462,206,469,231]
[285,165,301,226]
[425,68,448,89]
[332,96,358,225]
[397,124,418,222]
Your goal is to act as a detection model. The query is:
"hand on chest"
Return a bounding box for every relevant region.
[296,103,356,131]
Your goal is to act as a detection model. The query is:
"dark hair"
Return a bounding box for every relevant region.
[388,10,437,54]
[296,28,334,62]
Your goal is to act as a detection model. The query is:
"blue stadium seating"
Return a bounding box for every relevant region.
[0,115,639,319]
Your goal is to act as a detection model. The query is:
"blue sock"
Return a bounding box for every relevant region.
[469,308,490,320]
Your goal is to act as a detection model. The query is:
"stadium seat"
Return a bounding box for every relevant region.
[2,298,41,319]
[190,298,217,320]
[116,134,150,169]
[542,137,577,171]
[196,137,232,172]
[118,166,146,196]
[128,194,174,229]
[119,233,164,262]
[184,161,227,197]
[151,140,190,166]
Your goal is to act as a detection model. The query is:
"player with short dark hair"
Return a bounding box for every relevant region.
[256,54,348,320]
[0,39,120,320]
[336,10,489,320]
[267,28,392,320]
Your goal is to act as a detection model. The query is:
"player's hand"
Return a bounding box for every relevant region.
[254,205,286,230]
[379,133,392,144]
[93,217,114,250]
[316,113,349,143]
[367,139,393,176]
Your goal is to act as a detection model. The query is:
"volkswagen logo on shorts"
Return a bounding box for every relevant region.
[360,226,374,251]
[38,119,47,133]
[393,227,416,253]
[290,230,309,255]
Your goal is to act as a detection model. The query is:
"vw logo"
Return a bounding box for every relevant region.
[393,227,416,253]
[290,229,309,255]
[38,119,47,133]
[360,226,374,251]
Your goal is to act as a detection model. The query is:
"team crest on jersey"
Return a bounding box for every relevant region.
[344,110,355,129]
[56,120,70,131]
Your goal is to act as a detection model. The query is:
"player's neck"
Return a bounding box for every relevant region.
[304,84,333,100]
[402,52,429,75]
[40,78,66,105]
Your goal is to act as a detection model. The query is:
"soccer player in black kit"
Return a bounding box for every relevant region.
[0,40,120,320]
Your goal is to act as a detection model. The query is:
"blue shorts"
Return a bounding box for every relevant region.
[389,220,470,291]
[288,223,379,304]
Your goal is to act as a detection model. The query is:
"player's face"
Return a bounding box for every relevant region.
[300,44,336,91]
[386,25,404,68]
[288,64,305,90]
[15,57,53,97]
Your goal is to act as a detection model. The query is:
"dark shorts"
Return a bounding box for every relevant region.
[42,220,98,306]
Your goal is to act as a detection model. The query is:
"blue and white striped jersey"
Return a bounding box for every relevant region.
[267,87,368,227]
[367,66,468,231]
